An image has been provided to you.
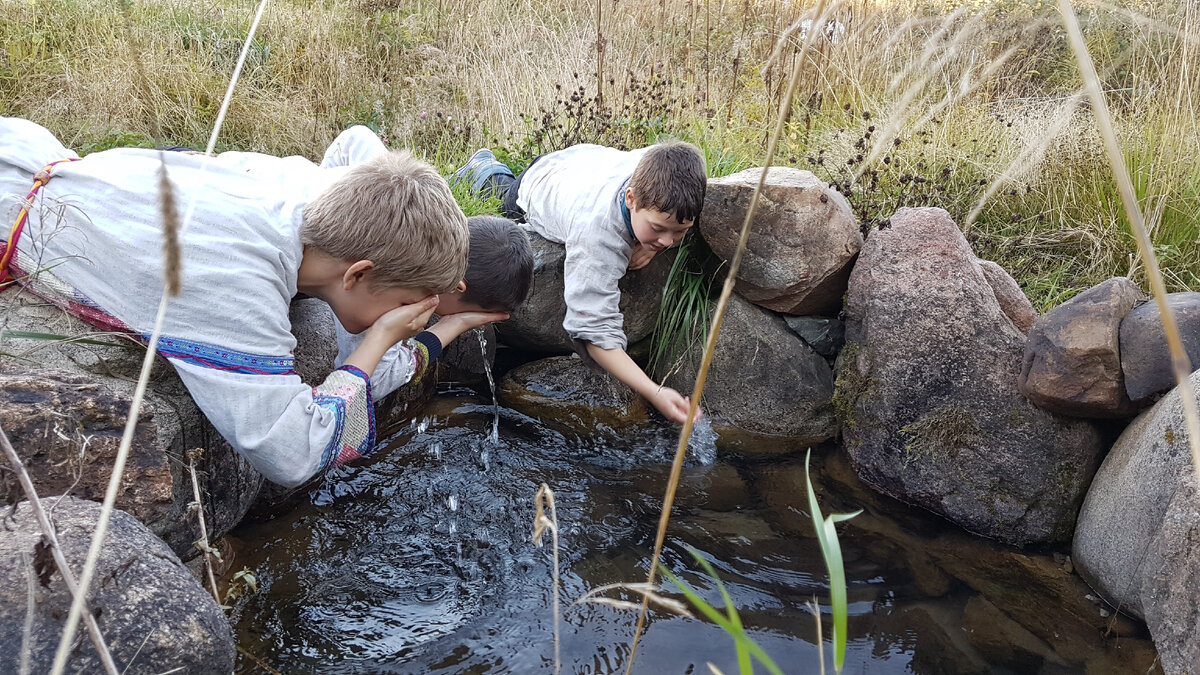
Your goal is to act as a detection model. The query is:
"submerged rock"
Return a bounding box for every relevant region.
[978,259,1037,335]
[1020,277,1144,418]
[659,293,837,450]
[496,230,673,354]
[0,497,235,673]
[1073,369,1200,621]
[497,355,651,435]
[1119,292,1200,405]
[701,167,861,315]
[838,207,1104,546]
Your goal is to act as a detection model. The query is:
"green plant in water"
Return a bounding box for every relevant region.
[658,547,784,675]
[805,449,861,674]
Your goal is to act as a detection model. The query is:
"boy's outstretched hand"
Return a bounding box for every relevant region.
[427,310,511,346]
[627,243,658,271]
[648,385,702,425]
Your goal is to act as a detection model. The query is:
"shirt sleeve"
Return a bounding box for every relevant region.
[334,323,441,397]
[169,360,377,487]
[561,233,631,351]
[319,125,389,169]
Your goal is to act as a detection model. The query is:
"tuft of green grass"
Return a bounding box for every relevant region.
[648,229,721,379]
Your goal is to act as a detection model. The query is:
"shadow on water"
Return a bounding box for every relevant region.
[227,390,1158,674]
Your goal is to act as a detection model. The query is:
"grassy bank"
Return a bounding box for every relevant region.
[2,0,1196,308]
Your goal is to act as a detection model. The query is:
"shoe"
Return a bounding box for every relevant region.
[453,148,514,193]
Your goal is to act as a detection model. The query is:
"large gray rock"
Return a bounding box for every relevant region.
[498,355,651,437]
[1020,277,1144,418]
[0,497,234,673]
[1120,292,1200,405]
[701,166,861,315]
[978,260,1037,335]
[1141,475,1200,674]
[1073,368,1200,621]
[659,294,836,450]
[496,230,674,354]
[838,207,1104,546]
[0,293,262,558]
[289,297,338,385]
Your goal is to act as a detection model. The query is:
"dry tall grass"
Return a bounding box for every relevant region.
[2,0,1196,305]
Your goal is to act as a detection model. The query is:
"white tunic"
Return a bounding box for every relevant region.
[516,144,650,350]
[0,119,424,487]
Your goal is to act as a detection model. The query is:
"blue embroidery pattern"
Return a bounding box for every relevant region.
[153,335,295,375]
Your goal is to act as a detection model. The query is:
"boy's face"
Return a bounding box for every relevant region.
[625,190,693,252]
[330,283,433,334]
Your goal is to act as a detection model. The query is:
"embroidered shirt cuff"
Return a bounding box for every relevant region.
[313,365,376,471]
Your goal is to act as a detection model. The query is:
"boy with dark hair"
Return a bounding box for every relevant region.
[437,215,535,315]
[1,119,510,487]
[455,141,708,423]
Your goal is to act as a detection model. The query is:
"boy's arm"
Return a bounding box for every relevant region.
[586,343,699,425]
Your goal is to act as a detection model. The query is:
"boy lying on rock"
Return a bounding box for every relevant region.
[0,119,531,487]
[454,140,708,424]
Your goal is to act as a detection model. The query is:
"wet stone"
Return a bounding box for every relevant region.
[498,355,651,436]
[0,497,235,673]
[783,315,846,358]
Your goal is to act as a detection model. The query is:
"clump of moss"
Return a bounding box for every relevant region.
[832,342,874,433]
[899,404,982,469]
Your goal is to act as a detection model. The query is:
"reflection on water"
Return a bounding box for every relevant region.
[228,393,1156,674]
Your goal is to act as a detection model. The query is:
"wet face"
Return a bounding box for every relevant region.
[329,284,433,335]
[626,190,693,252]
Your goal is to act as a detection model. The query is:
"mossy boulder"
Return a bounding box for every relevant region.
[837,207,1104,546]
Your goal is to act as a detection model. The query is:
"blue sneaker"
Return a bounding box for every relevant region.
[453,148,514,194]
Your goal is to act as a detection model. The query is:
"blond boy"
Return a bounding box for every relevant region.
[0,118,504,486]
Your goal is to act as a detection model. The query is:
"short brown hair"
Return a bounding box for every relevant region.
[461,216,534,313]
[301,151,469,293]
[628,140,707,224]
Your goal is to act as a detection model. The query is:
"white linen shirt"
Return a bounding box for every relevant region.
[516,144,650,350]
[0,119,419,486]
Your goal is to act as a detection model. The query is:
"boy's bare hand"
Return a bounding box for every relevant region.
[367,295,440,345]
[649,386,702,425]
[428,310,510,347]
[628,243,658,271]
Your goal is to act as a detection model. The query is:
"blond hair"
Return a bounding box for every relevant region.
[301,151,469,293]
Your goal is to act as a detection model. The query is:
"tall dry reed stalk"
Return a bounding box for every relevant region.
[1056,0,1200,484]
[48,2,272,671]
[624,2,835,671]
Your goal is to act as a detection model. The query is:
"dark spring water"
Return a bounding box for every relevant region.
[226,391,1158,674]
